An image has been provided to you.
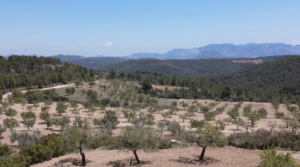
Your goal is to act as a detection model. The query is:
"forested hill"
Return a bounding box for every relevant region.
[207,56,300,96]
[0,55,89,93]
[100,56,288,76]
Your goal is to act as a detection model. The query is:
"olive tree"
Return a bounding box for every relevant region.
[118,127,158,164]
[21,111,36,130]
[184,124,227,161]
[61,126,91,166]
[56,102,69,116]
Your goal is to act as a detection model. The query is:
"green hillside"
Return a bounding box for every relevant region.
[207,56,300,96]
[100,56,287,76]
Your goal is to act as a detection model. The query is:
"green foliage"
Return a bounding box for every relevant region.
[190,119,205,128]
[0,55,88,93]
[0,154,29,167]
[39,134,67,157]
[52,116,70,131]
[21,111,36,130]
[158,141,172,149]
[4,108,17,119]
[204,111,217,122]
[259,148,300,167]
[56,101,68,115]
[141,80,152,92]
[101,110,119,134]
[117,127,158,164]
[10,131,41,148]
[184,124,228,160]
[0,142,14,156]
[166,121,182,136]
[228,129,300,150]
[3,118,19,131]
[20,144,53,165]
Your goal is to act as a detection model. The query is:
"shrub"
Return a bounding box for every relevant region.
[190,120,205,128]
[158,141,172,149]
[10,131,41,148]
[0,142,14,156]
[87,134,116,149]
[39,134,67,157]
[0,154,29,167]
[110,100,120,107]
[258,108,268,118]
[259,148,300,167]
[20,144,54,165]
[276,112,285,118]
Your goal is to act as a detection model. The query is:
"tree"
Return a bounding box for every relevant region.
[227,108,239,121]
[33,101,39,110]
[141,80,152,92]
[179,113,188,122]
[70,102,79,115]
[75,81,80,88]
[21,100,26,109]
[21,111,36,130]
[243,106,263,127]
[89,81,95,87]
[109,70,116,79]
[81,89,86,95]
[258,148,300,167]
[101,110,119,134]
[56,102,68,116]
[118,127,158,164]
[0,124,7,139]
[3,118,19,131]
[70,87,75,95]
[65,88,72,96]
[87,105,96,118]
[204,112,216,122]
[4,108,17,119]
[184,124,227,161]
[61,126,90,166]
[52,116,70,131]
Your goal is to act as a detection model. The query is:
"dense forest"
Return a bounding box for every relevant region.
[107,56,300,104]
[0,55,90,93]
[100,56,287,76]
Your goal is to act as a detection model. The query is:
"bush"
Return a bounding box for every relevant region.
[20,144,54,165]
[110,100,120,107]
[87,134,116,149]
[276,112,285,118]
[258,108,268,118]
[0,154,29,167]
[0,142,14,156]
[10,131,41,148]
[158,141,172,149]
[228,130,300,150]
[39,134,67,157]
[190,119,205,128]
[259,148,300,167]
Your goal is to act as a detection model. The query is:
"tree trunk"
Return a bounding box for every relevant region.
[133,149,140,164]
[79,143,86,166]
[199,146,207,161]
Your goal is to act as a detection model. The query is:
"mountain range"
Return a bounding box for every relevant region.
[125,43,300,59]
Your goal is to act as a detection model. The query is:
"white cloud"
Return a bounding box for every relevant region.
[105,42,113,47]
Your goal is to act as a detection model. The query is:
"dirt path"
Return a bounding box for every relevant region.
[1,83,74,102]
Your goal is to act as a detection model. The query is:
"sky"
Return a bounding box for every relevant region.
[0,0,300,57]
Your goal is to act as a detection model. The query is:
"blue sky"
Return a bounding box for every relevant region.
[1,0,300,57]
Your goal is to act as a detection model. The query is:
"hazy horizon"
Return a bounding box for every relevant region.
[1,0,300,57]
